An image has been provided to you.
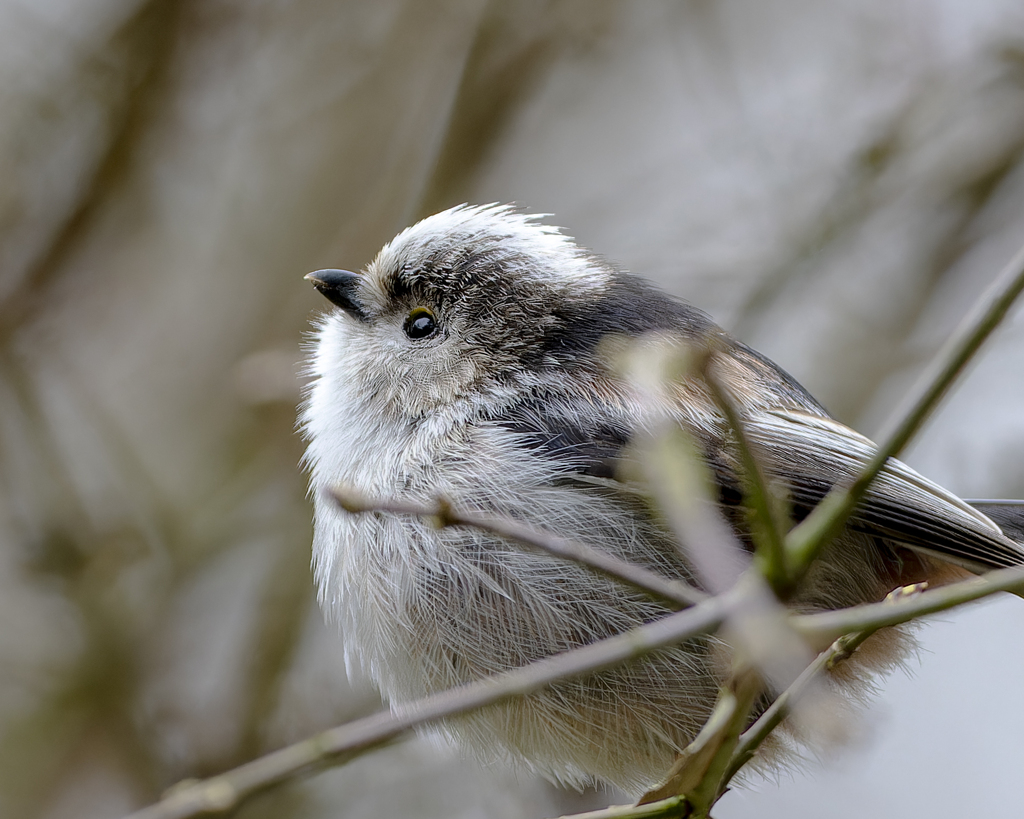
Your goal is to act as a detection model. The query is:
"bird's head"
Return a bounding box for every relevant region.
[305,204,699,420]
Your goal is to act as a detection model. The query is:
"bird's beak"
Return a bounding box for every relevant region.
[305,269,368,320]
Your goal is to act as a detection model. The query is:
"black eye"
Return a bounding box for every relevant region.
[403,307,438,339]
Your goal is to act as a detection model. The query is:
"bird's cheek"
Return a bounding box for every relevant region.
[356,346,478,418]
[410,353,483,410]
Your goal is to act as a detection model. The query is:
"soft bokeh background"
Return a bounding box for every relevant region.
[2,2,1024,818]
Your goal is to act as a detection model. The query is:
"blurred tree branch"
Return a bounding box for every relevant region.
[0,0,181,339]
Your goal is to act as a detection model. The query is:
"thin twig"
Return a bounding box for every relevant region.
[328,485,707,609]
[123,593,732,819]
[723,642,835,786]
[638,667,762,814]
[700,350,791,594]
[685,670,763,816]
[122,562,1024,819]
[620,341,751,596]
[553,796,690,819]
[794,563,1024,643]
[622,344,817,727]
[786,242,1024,575]
[722,581,929,786]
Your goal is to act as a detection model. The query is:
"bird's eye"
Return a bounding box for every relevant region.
[403,307,438,339]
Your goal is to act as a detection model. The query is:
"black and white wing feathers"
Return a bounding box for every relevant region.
[747,410,1024,572]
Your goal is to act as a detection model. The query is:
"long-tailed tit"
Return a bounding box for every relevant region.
[301,204,1024,795]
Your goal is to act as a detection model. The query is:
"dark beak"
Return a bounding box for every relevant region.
[305,269,368,320]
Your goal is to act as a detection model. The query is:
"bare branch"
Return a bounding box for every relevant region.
[794,563,1024,643]
[328,485,707,608]
[122,593,732,819]
[722,582,928,785]
[552,796,690,819]
[622,342,818,726]
[639,667,762,814]
[122,560,1024,819]
[700,349,791,593]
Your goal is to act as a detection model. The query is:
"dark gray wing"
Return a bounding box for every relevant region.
[495,393,749,514]
[496,393,1024,573]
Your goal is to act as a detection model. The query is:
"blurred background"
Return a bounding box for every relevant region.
[2,1,1024,817]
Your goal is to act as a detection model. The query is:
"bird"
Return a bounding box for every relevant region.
[300,203,1024,796]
